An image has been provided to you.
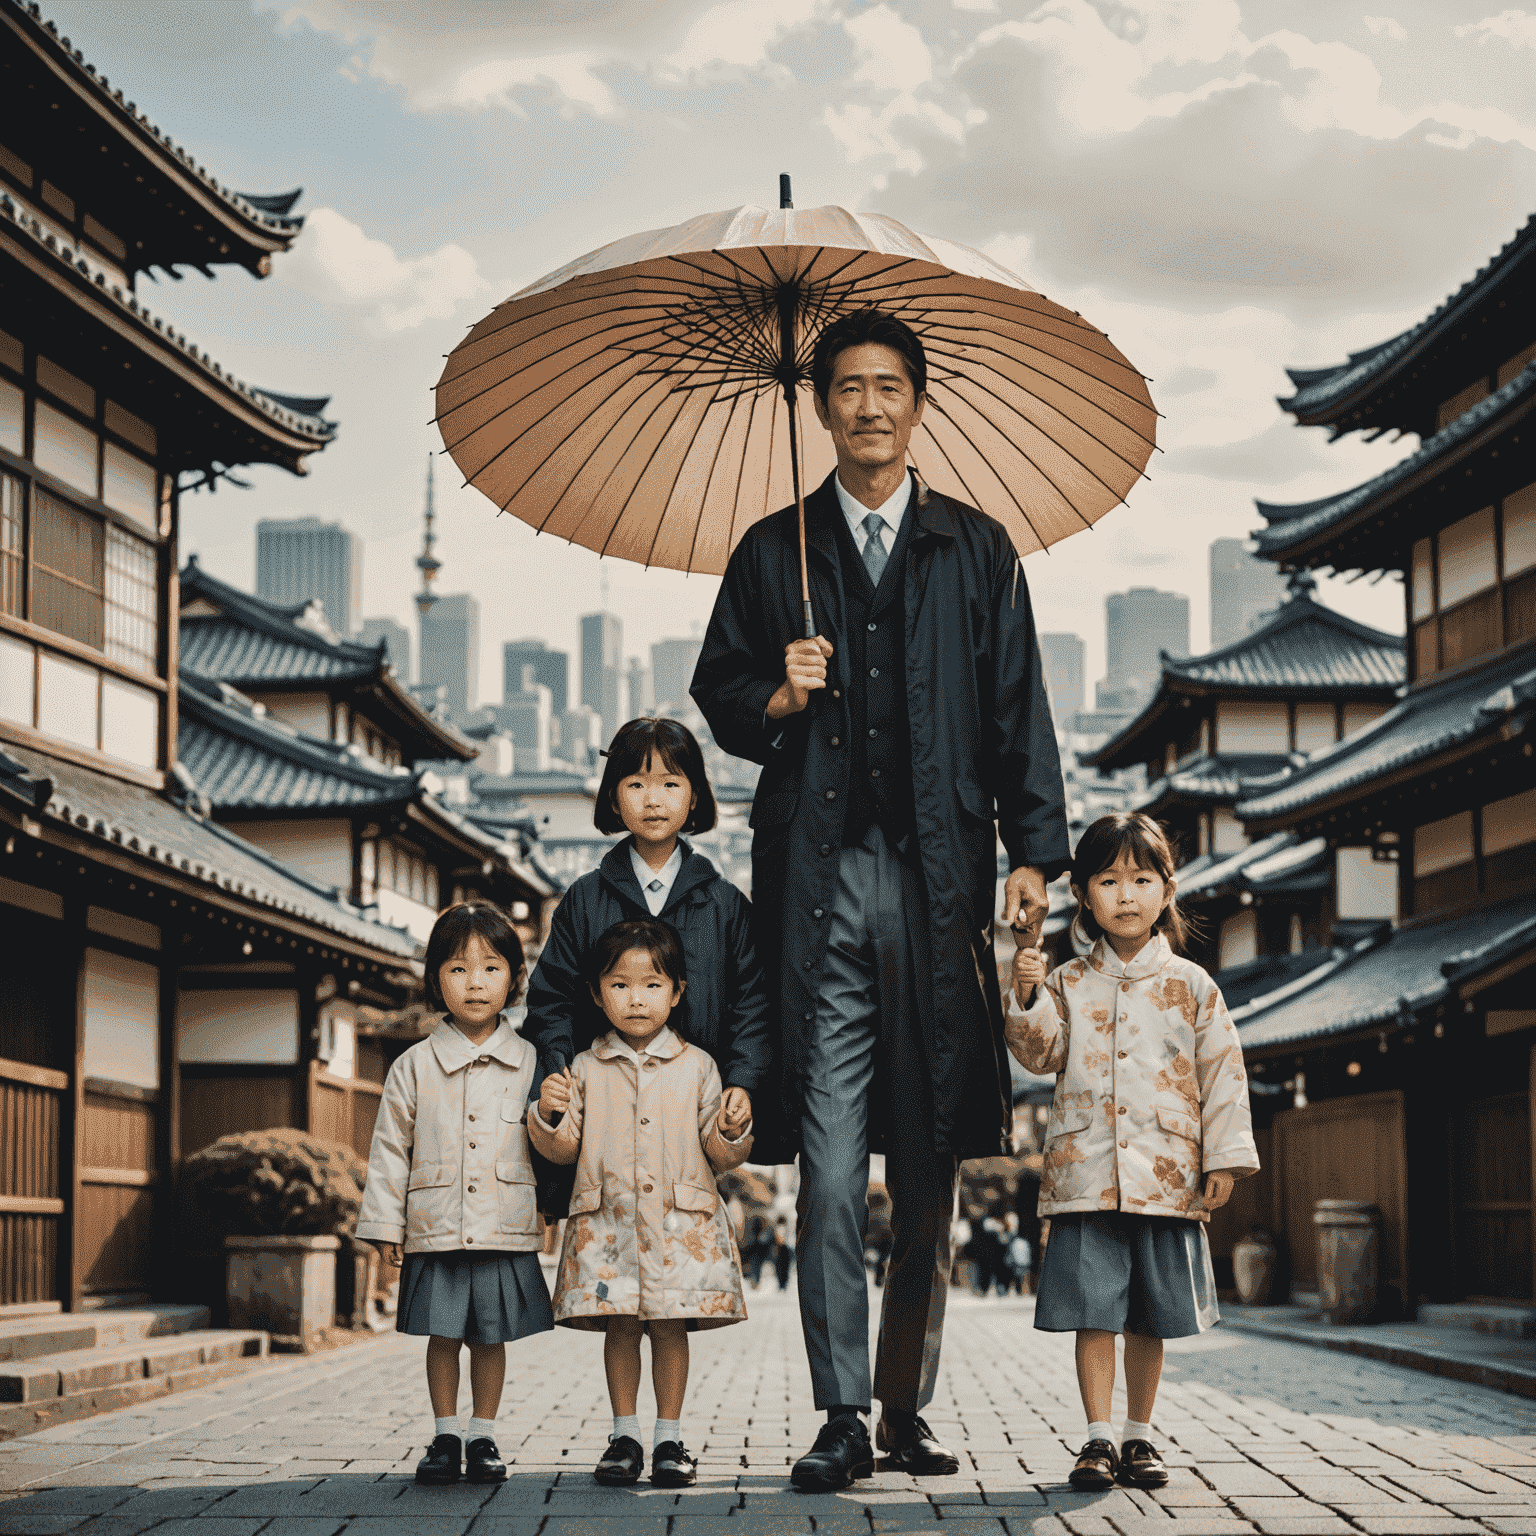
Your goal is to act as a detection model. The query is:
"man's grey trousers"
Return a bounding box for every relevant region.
[795,824,960,1414]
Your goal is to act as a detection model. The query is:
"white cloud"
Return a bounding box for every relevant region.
[1363,16,1408,43]
[429,53,617,117]
[847,5,934,92]
[277,208,485,334]
[664,0,820,74]
[1455,9,1536,47]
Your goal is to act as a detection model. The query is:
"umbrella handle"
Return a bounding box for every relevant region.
[786,386,816,640]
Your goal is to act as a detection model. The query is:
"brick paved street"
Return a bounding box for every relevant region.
[2,1286,1533,1535]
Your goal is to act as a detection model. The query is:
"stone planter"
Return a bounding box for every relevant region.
[1313,1200,1381,1324]
[1232,1229,1278,1306]
[225,1235,339,1352]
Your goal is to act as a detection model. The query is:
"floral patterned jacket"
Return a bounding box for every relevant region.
[527,1026,753,1329]
[1005,935,1258,1221]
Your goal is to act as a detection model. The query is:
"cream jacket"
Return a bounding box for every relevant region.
[356,1012,542,1254]
[528,1026,753,1329]
[1006,935,1259,1221]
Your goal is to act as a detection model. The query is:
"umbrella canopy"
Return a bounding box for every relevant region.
[435,202,1157,575]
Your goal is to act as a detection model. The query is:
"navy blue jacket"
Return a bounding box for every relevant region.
[523,838,773,1097]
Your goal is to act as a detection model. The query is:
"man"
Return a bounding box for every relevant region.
[691,309,1068,1491]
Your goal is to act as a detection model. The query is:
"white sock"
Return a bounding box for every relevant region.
[1122,1418,1154,1445]
[434,1416,461,1444]
[654,1417,682,1449]
[612,1414,641,1444]
[1086,1420,1114,1446]
[467,1416,496,1442]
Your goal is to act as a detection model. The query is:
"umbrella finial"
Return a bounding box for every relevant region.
[779,173,793,210]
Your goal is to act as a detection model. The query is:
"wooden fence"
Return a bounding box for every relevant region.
[307,1061,384,1163]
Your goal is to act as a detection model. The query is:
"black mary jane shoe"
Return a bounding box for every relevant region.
[594,1434,645,1486]
[1116,1438,1169,1489]
[1068,1437,1120,1492]
[415,1433,463,1485]
[876,1413,961,1476]
[650,1440,698,1488]
[465,1436,507,1484]
[791,1416,875,1493]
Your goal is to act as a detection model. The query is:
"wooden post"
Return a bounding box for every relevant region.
[154,953,179,1300]
[1530,1042,1535,1308]
[61,904,86,1313]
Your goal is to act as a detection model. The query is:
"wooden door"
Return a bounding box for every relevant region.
[1270,1090,1407,1299]
[308,1061,383,1162]
[0,909,70,1307]
[1453,1091,1532,1301]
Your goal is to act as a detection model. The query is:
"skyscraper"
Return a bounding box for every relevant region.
[360,616,410,680]
[1038,632,1085,726]
[495,664,554,772]
[1210,537,1288,649]
[1097,587,1189,710]
[625,656,652,719]
[651,637,704,714]
[421,593,480,720]
[255,517,361,635]
[580,611,622,744]
[503,638,568,717]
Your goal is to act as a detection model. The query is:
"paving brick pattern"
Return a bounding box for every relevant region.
[1,1289,1533,1535]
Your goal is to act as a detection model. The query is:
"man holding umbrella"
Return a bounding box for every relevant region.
[692,309,1069,1491]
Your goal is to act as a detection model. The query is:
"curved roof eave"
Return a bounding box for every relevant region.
[1253,362,1536,568]
[0,196,335,472]
[1277,213,1536,427]
[4,1,306,269]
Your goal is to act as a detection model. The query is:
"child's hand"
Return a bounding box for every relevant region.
[539,1065,573,1120]
[1202,1171,1235,1210]
[720,1087,752,1138]
[380,1242,402,1269]
[1011,945,1046,1010]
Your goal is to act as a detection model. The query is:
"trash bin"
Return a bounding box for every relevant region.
[1313,1200,1380,1323]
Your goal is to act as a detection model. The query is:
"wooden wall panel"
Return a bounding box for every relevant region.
[81,1094,156,1175]
[352,1086,381,1163]
[1270,1090,1407,1294]
[0,1214,56,1305]
[179,1074,295,1159]
[77,1184,154,1295]
[1,1078,61,1200]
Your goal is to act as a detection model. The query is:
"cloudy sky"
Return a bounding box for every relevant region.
[64,0,1536,702]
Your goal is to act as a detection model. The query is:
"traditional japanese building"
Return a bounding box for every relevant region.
[0,3,415,1318]
[1081,575,1402,974]
[1229,212,1536,1313]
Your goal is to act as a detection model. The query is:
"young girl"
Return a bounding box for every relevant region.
[523,717,771,1168]
[357,903,554,1487]
[529,918,754,1489]
[1009,813,1258,1494]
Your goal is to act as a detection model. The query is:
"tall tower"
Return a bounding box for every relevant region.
[414,454,440,625]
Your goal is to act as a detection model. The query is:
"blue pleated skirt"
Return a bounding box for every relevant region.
[396,1250,554,1344]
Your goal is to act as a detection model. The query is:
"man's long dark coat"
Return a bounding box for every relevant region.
[691,472,1069,1163]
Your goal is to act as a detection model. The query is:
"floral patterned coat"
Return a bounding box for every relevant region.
[527,1026,753,1329]
[1005,934,1258,1221]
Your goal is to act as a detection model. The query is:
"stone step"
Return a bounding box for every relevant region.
[1418,1300,1536,1338]
[0,1334,267,1440]
[0,1303,209,1363]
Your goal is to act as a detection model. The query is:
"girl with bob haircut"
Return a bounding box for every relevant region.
[523,716,771,1202]
[358,903,552,1488]
[1007,813,1258,1497]
[532,916,754,1488]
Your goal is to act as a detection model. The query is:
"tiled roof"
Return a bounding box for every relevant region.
[1165,592,1404,692]
[0,191,335,470]
[178,676,414,813]
[1174,830,1293,900]
[1237,895,1536,1052]
[180,559,383,685]
[1253,362,1536,564]
[1085,591,1404,770]
[3,1,305,251]
[1279,214,1536,425]
[1243,834,1330,893]
[1213,948,1338,1013]
[1236,646,1536,825]
[0,742,418,958]
[1137,753,1289,813]
[179,561,476,763]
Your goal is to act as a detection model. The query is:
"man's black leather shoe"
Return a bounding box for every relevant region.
[414,1434,462,1485]
[876,1414,960,1475]
[465,1436,507,1483]
[650,1441,698,1487]
[594,1434,644,1485]
[791,1417,875,1492]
